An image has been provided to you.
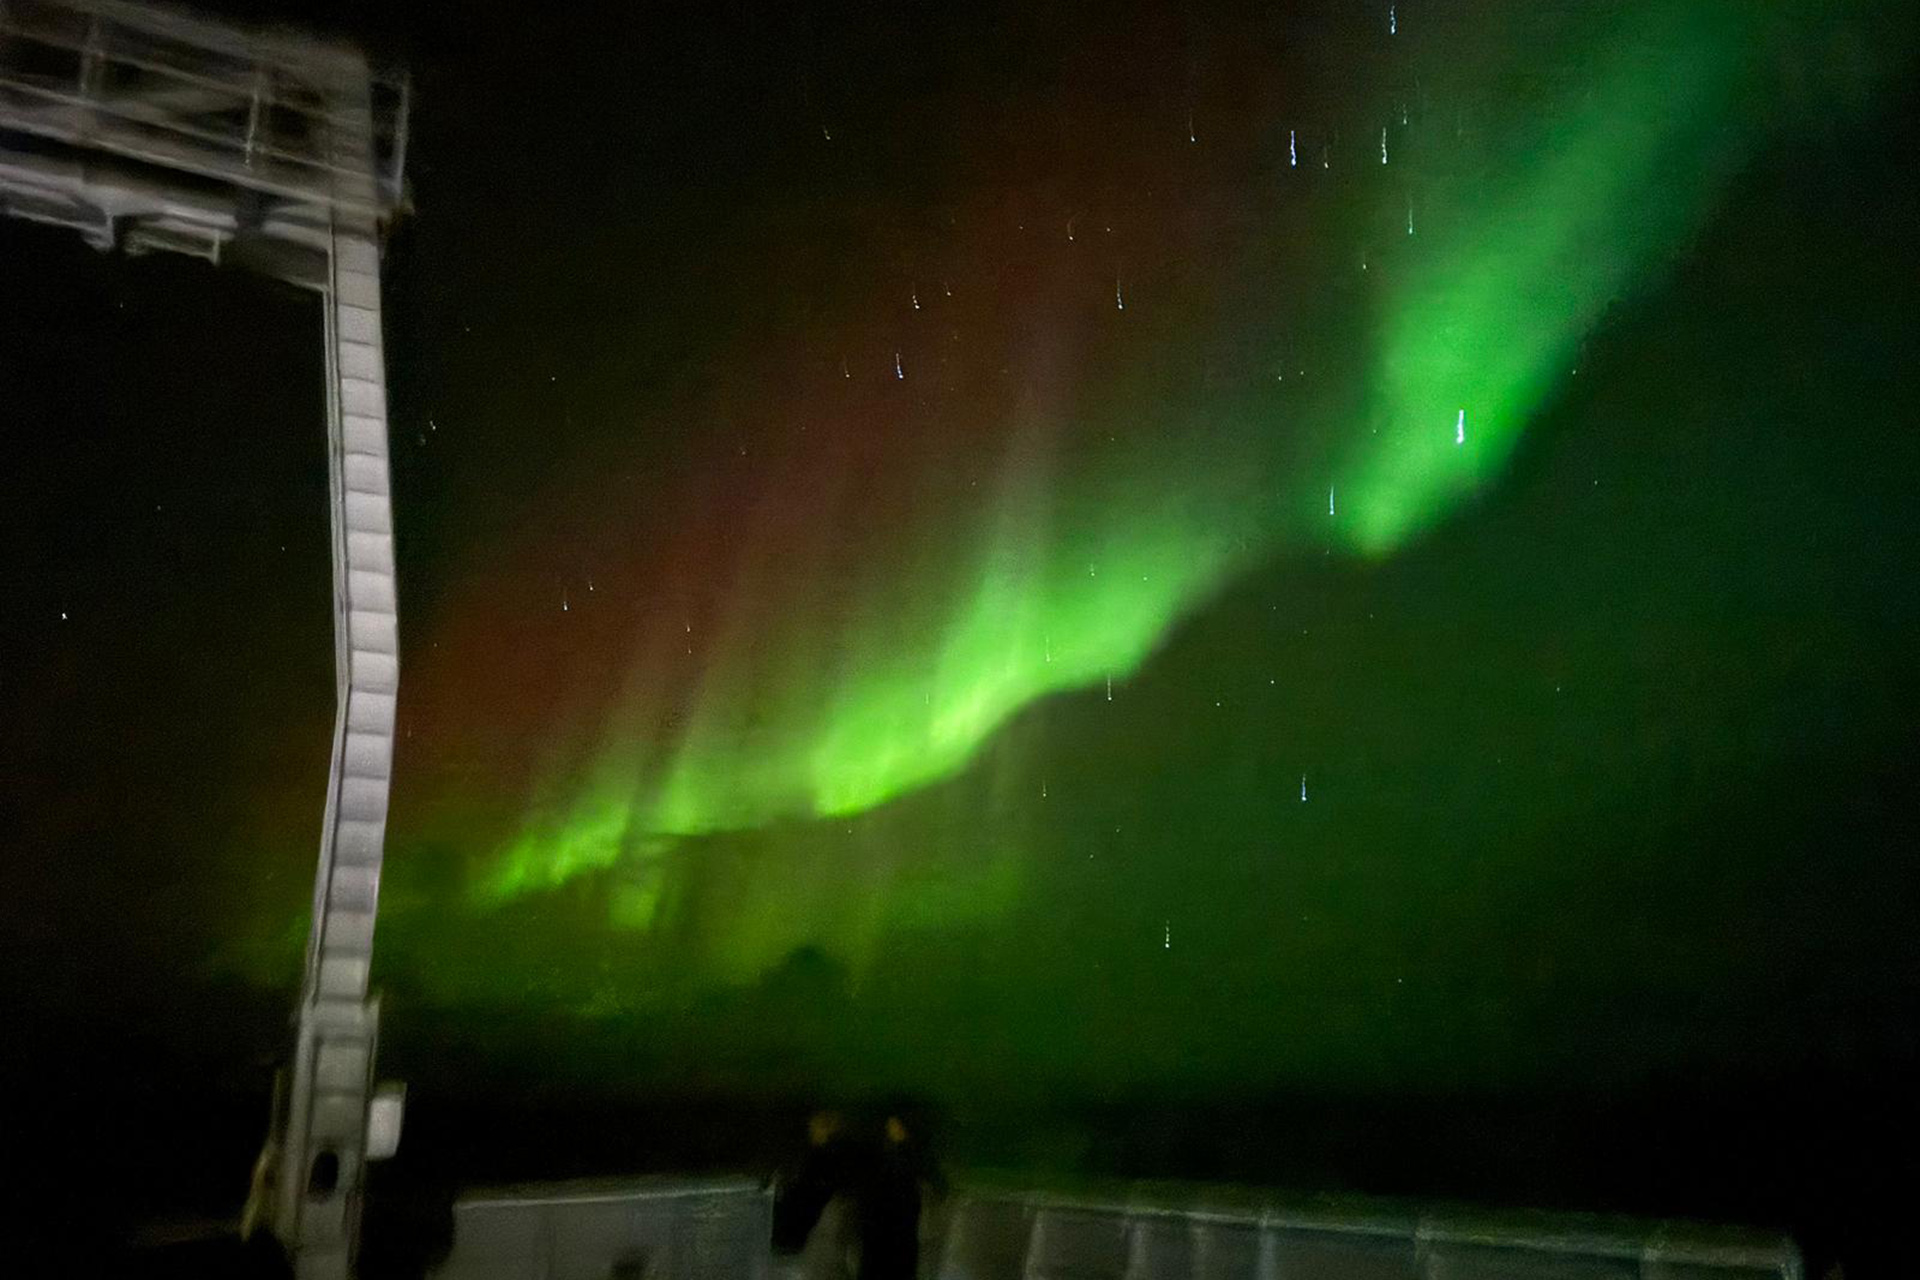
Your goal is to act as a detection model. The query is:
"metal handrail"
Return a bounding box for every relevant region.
[2,77,366,173]
[2,0,374,80]
[3,20,405,122]
[1,0,408,209]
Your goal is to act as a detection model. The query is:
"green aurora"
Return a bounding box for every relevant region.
[473,1,1849,940]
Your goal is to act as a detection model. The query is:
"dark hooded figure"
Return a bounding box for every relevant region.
[772,1108,857,1256]
[773,1105,944,1280]
[845,1110,944,1279]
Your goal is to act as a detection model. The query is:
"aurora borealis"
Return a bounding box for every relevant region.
[435,0,1898,961]
[6,0,1920,1257]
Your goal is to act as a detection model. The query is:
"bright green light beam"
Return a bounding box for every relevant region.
[478,0,1853,915]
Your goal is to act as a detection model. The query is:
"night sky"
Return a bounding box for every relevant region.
[5,0,1919,1251]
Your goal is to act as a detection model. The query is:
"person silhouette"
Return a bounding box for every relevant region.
[773,1105,944,1280]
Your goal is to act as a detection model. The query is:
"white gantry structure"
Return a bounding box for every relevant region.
[1,1,407,1275]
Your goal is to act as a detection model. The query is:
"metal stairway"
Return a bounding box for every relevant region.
[271,67,400,1278]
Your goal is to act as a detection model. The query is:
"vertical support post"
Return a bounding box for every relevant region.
[274,55,398,1280]
[386,75,410,210]
[76,15,105,141]
[243,65,267,168]
[1256,1215,1281,1280]
[1022,1206,1049,1280]
[1123,1212,1152,1280]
